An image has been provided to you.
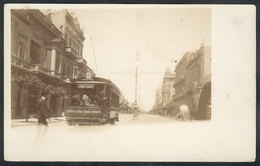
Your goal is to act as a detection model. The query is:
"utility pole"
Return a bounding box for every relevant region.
[135,67,138,103]
[110,53,163,116]
[133,54,139,120]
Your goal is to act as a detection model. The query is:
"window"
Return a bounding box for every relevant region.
[45,50,52,69]
[55,51,60,72]
[16,41,25,59]
[30,41,41,64]
[72,66,76,78]
[63,57,67,76]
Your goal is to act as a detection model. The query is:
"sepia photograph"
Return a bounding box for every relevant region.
[4,4,255,162]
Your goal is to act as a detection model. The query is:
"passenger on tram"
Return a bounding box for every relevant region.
[82,94,90,106]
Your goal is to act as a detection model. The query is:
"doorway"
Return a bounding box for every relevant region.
[27,87,38,117]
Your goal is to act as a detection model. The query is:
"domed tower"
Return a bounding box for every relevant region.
[162,66,175,105]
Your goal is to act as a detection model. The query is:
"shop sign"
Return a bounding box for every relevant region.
[77,83,94,89]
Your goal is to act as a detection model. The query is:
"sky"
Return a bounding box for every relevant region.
[73,7,211,111]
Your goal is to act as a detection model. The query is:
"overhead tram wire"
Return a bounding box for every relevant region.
[90,37,99,76]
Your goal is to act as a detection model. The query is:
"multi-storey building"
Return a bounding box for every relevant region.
[42,9,93,79]
[162,67,175,105]
[151,86,162,114]
[173,45,211,120]
[174,52,192,96]
[11,9,93,120]
[151,67,175,115]
[155,86,162,106]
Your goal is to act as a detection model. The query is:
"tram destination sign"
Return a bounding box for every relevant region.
[77,83,94,89]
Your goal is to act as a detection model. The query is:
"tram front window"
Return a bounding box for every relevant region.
[71,89,94,106]
[72,94,81,106]
[70,86,107,107]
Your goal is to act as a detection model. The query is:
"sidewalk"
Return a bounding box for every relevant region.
[11,117,66,128]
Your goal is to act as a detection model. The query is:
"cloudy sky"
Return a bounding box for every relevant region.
[73,6,211,111]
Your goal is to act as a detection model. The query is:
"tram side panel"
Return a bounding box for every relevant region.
[66,106,104,125]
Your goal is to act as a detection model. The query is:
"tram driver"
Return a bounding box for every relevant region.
[72,94,80,106]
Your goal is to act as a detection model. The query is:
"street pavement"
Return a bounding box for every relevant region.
[11,117,66,128]
[5,114,245,162]
[11,113,176,128]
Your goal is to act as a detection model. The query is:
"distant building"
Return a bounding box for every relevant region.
[162,67,175,105]
[151,67,175,115]
[155,86,162,106]
[151,86,162,114]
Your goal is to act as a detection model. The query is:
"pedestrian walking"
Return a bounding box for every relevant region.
[35,93,49,142]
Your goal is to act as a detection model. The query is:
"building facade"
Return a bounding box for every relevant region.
[42,9,90,79]
[150,86,162,114]
[173,45,211,119]
[11,9,92,120]
[155,86,162,106]
[162,67,175,105]
[151,67,175,115]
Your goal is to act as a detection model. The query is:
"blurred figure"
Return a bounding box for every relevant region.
[179,104,190,120]
[35,93,49,142]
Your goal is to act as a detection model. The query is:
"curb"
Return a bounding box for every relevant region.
[11,118,66,128]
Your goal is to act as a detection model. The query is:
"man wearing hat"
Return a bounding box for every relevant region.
[35,92,49,142]
[37,93,49,126]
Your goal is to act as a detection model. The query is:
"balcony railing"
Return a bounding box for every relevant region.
[76,58,84,63]
[76,58,87,65]
[66,47,78,58]
[11,56,32,70]
[12,55,78,82]
[30,64,52,75]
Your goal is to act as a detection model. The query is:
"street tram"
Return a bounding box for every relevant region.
[65,76,121,125]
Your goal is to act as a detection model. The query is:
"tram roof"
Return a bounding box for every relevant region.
[73,77,121,96]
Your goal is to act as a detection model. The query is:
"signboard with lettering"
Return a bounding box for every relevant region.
[77,83,94,89]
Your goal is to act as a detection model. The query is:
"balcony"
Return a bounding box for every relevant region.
[66,47,78,59]
[76,58,87,66]
[30,64,52,75]
[31,65,65,79]
[11,56,32,71]
[11,55,76,83]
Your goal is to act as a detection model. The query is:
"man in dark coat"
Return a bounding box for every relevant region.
[37,94,49,126]
[35,93,49,142]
